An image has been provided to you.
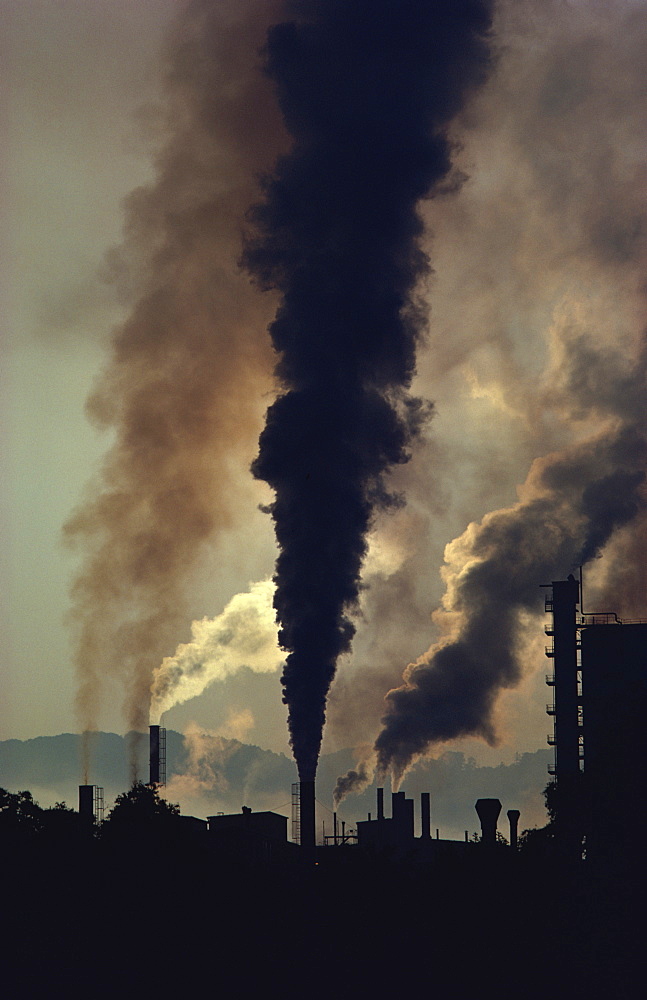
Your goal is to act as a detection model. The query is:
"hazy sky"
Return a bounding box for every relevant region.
[3,0,646,787]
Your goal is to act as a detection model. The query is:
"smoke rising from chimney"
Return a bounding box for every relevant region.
[63,0,288,773]
[243,0,495,783]
[150,580,281,722]
[375,336,647,784]
[332,751,375,810]
[324,0,647,792]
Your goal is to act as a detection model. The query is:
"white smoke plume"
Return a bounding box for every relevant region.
[150,580,281,722]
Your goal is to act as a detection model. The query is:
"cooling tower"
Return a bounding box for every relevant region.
[475,798,502,846]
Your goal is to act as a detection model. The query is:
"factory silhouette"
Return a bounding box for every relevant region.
[4,574,645,996]
[65,572,646,869]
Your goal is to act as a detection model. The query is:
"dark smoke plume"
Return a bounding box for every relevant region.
[63,0,287,779]
[243,0,495,782]
[375,336,647,784]
[332,754,373,810]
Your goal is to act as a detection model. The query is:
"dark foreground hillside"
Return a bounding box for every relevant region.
[2,835,641,1000]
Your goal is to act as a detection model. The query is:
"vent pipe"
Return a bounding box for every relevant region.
[507,809,520,849]
[475,798,502,846]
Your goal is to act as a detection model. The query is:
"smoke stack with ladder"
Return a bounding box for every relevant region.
[78,784,104,824]
[149,725,166,786]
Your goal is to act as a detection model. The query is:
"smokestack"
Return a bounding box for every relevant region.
[392,791,405,822]
[377,786,385,822]
[149,725,166,786]
[299,779,316,853]
[475,798,501,847]
[149,725,160,785]
[78,784,94,821]
[421,792,431,839]
[507,809,520,850]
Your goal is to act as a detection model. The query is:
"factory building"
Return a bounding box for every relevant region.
[64,575,643,870]
[544,576,647,861]
[580,619,647,861]
[356,788,417,853]
[354,788,512,859]
[207,806,296,862]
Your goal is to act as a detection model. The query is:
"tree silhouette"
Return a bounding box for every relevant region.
[0,788,44,841]
[101,781,180,844]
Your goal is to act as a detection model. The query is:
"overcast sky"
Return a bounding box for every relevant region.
[2,1,646,790]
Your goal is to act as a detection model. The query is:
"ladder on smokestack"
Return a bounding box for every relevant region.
[291,782,300,844]
[149,725,167,786]
[94,786,105,823]
[158,726,167,785]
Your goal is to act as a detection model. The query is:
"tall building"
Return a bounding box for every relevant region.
[580,619,647,861]
[544,576,647,861]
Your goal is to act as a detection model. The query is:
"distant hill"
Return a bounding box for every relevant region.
[0,731,551,839]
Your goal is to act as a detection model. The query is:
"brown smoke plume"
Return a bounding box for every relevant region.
[63,0,289,778]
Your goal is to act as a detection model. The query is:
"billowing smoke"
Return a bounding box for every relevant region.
[150,580,281,722]
[243,0,495,783]
[375,332,647,783]
[63,0,288,777]
[322,0,647,793]
[332,752,375,810]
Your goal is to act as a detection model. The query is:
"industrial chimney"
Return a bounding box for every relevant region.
[421,792,431,839]
[78,784,104,824]
[299,779,316,853]
[475,798,502,846]
[79,784,94,821]
[149,724,166,786]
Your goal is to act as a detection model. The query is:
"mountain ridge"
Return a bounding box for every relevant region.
[0,731,551,839]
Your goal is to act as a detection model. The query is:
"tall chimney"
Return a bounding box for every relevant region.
[299,779,316,852]
[149,725,166,785]
[421,792,431,839]
[150,725,160,784]
[475,798,502,846]
[377,786,384,821]
[79,784,94,821]
[507,809,520,849]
